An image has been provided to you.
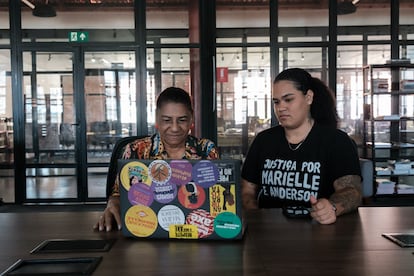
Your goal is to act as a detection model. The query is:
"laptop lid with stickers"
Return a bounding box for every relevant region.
[118,159,244,240]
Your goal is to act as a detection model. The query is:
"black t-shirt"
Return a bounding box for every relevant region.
[241,124,361,208]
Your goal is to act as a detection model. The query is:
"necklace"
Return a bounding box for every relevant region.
[288,139,305,151]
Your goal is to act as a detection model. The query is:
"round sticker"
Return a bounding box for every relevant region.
[120,161,151,191]
[186,209,214,238]
[157,205,185,231]
[148,160,172,184]
[169,160,193,185]
[152,181,177,204]
[213,212,242,239]
[128,182,154,206]
[125,205,158,237]
[177,182,205,209]
[192,160,219,188]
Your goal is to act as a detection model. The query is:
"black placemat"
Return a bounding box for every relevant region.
[382,233,414,247]
[1,257,102,275]
[30,239,116,254]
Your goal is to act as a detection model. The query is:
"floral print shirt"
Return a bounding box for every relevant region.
[111,132,219,196]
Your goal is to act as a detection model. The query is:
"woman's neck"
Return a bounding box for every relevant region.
[285,118,314,144]
[164,144,186,159]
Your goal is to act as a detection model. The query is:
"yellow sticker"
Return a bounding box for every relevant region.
[125,205,158,237]
[209,184,236,217]
[120,161,151,191]
[169,224,198,239]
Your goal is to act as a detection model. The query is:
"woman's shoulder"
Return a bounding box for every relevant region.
[313,124,355,145]
[130,135,152,145]
[256,125,283,138]
[187,134,213,144]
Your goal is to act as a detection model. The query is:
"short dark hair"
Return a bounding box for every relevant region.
[274,68,339,128]
[156,87,193,114]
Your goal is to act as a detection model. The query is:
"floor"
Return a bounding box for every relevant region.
[0,170,107,204]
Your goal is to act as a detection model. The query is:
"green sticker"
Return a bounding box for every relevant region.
[213,212,242,239]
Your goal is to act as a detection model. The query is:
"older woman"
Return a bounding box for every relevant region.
[94,87,219,231]
[241,68,362,224]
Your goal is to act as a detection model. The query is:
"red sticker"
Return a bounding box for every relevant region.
[186,209,214,238]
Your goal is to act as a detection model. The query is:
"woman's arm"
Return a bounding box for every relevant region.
[330,174,362,216]
[241,178,259,210]
[310,174,362,224]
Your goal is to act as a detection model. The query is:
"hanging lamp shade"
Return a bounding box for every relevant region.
[337,1,357,15]
[32,2,56,17]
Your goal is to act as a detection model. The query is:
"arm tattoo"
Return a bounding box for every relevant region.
[241,180,259,210]
[330,175,362,215]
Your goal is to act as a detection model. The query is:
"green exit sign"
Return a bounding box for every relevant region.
[69,31,89,42]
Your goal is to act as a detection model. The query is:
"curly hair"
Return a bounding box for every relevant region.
[273,68,339,128]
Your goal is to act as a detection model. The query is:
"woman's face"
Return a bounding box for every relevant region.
[272,80,313,130]
[156,102,193,148]
[131,175,140,185]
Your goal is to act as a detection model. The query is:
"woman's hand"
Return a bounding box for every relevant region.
[309,196,337,224]
[93,196,122,232]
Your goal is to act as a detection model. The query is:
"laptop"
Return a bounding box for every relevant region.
[118,159,245,240]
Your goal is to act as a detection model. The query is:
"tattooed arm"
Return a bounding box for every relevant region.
[310,175,362,224]
[330,175,362,215]
[241,178,259,210]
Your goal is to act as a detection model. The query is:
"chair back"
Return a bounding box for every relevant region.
[106,135,148,197]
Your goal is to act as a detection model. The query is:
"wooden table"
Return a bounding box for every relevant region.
[0,207,413,275]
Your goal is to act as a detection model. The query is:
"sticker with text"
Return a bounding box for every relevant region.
[157,205,185,232]
[151,180,177,204]
[209,184,236,217]
[169,160,193,186]
[125,205,157,237]
[186,209,214,238]
[169,224,198,239]
[128,182,154,206]
[213,212,242,239]
[192,160,219,188]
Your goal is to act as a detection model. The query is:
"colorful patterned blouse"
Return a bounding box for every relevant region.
[110,132,219,196]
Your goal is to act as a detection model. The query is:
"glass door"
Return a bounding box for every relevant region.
[22,49,138,203]
[84,51,137,199]
[23,50,80,202]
